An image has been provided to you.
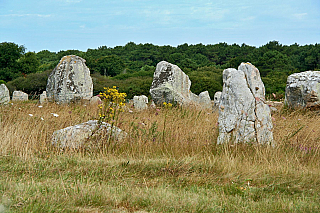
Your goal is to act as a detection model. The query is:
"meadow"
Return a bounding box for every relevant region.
[0,101,320,212]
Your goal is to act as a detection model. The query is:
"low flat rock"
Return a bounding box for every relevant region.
[89,96,102,105]
[52,120,127,149]
[285,71,320,109]
[12,91,28,101]
[133,95,148,110]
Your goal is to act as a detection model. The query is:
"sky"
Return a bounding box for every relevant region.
[1,0,319,53]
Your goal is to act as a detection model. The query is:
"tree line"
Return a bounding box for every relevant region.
[0,41,319,100]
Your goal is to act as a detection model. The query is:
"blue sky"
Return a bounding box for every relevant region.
[1,0,319,52]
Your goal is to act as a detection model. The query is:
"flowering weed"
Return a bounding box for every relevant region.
[96,86,127,149]
[98,86,126,125]
[162,102,173,108]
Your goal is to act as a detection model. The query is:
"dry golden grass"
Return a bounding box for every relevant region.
[0,101,320,212]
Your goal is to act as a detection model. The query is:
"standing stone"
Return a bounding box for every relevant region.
[133,95,148,110]
[150,61,192,106]
[218,63,273,145]
[12,91,28,102]
[0,84,10,104]
[46,55,93,103]
[198,91,212,109]
[150,61,211,108]
[213,91,222,106]
[39,91,47,104]
[285,71,320,109]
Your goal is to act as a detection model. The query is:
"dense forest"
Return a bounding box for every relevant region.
[0,41,319,100]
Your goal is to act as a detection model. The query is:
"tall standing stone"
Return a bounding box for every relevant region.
[0,84,10,104]
[217,63,273,145]
[285,71,320,109]
[46,55,93,103]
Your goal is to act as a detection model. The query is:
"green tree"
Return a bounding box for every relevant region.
[256,50,293,76]
[36,50,57,71]
[94,55,126,77]
[0,42,25,81]
[19,52,40,74]
[56,49,84,60]
[262,71,288,95]
[0,42,25,68]
[189,66,223,99]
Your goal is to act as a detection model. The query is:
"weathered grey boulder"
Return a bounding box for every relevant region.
[217,63,273,145]
[89,96,102,106]
[150,61,192,105]
[51,120,127,149]
[213,91,222,106]
[198,91,212,109]
[285,71,320,109]
[0,84,10,104]
[39,91,47,104]
[266,101,284,108]
[150,100,156,108]
[12,91,28,102]
[133,95,148,110]
[266,101,283,114]
[46,55,93,103]
[150,61,211,108]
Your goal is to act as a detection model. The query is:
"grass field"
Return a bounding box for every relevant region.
[0,101,320,212]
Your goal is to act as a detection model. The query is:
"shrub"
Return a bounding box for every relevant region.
[6,70,51,96]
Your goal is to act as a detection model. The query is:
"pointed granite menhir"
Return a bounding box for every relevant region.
[217,62,274,145]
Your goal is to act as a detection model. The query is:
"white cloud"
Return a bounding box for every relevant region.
[1,14,52,18]
[140,3,230,28]
[57,0,82,3]
[142,8,176,26]
[116,25,139,30]
[293,13,308,20]
[240,16,256,21]
[191,6,229,22]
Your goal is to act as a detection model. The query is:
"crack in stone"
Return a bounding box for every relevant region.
[241,65,258,143]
